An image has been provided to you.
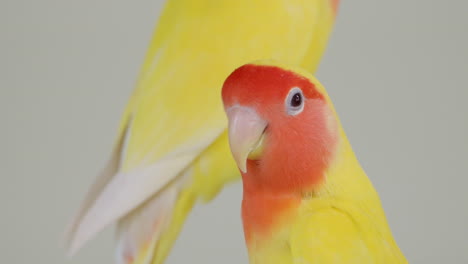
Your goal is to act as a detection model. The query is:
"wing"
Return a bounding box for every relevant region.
[64,5,230,257]
[65,109,225,255]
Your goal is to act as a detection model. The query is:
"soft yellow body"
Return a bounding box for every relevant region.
[247,140,407,263]
[66,2,338,264]
[238,63,407,264]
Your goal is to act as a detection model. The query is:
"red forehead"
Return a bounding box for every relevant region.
[222,64,323,107]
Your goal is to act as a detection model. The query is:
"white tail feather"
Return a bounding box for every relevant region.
[64,123,128,250]
[66,148,200,255]
[115,182,181,264]
[65,114,223,257]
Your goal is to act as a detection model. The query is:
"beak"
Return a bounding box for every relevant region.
[226,106,267,173]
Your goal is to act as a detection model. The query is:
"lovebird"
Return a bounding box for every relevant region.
[221,61,407,264]
[65,1,340,264]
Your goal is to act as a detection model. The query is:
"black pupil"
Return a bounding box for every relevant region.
[291,92,302,107]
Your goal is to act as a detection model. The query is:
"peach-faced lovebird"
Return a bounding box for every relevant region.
[221,61,407,264]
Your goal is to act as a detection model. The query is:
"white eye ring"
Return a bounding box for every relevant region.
[285,87,304,116]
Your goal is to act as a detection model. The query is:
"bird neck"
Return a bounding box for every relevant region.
[241,125,386,242]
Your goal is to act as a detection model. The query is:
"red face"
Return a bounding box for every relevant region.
[222,64,338,195]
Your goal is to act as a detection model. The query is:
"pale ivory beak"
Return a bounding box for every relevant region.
[226,106,267,173]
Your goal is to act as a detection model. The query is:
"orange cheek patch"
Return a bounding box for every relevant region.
[252,99,338,193]
[242,193,300,244]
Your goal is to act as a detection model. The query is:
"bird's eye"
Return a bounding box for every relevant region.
[285,87,304,115]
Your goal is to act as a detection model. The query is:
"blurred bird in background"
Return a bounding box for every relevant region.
[65,1,340,263]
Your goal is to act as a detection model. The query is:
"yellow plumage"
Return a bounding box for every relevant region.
[65,1,338,264]
[249,140,407,263]
[290,128,406,263]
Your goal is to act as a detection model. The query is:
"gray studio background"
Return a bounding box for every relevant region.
[2,0,467,263]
